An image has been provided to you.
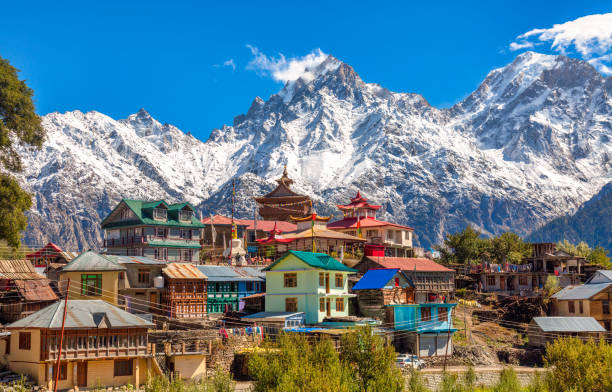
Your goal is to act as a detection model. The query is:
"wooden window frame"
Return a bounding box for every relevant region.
[421,307,431,322]
[285,297,298,312]
[335,298,344,312]
[284,273,297,288]
[579,300,584,314]
[19,332,31,350]
[53,362,68,381]
[319,298,325,312]
[568,300,575,313]
[486,276,496,286]
[335,274,343,288]
[438,307,448,322]
[114,359,133,376]
[137,269,149,284]
[603,300,610,315]
[81,274,102,296]
[319,273,324,286]
[518,276,528,286]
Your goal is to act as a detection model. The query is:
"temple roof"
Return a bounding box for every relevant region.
[337,191,381,211]
[290,214,331,222]
[255,166,310,200]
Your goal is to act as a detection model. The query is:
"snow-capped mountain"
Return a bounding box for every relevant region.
[16,52,612,250]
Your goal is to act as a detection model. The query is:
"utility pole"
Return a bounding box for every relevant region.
[443,307,451,372]
[54,278,70,392]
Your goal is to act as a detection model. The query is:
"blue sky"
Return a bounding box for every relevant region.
[1,1,611,140]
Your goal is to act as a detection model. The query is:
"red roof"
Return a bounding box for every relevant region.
[327,217,414,231]
[337,191,381,211]
[26,242,65,259]
[365,257,454,272]
[201,216,296,232]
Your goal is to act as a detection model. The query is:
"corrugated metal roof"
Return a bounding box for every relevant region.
[163,263,207,280]
[6,300,154,329]
[14,279,58,301]
[352,269,400,290]
[552,282,612,300]
[586,270,612,284]
[0,260,44,280]
[61,251,126,272]
[532,317,606,332]
[196,265,262,281]
[242,311,305,320]
[364,257,454,272]
[108,255,166,265]
[264,251,357,272]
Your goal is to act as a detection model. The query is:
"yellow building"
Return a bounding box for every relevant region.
[0,300,156,389]
[59,250,126,306]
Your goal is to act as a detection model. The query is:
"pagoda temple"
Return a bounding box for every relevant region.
[254,167,313,221]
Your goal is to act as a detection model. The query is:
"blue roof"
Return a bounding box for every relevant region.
[352,269,399,290]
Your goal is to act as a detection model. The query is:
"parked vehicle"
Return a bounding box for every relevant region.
[395,354,424,369]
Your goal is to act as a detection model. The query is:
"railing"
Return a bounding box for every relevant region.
[104,236,145,247]
[45,345,148,361]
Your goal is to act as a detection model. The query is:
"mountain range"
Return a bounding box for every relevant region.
[15,51,612,251]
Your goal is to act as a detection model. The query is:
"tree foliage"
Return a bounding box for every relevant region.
[437,226,490,265]
[557,240,611,268]
[0,55,45,248]
[490,232,531,264]
[248,328,403,392]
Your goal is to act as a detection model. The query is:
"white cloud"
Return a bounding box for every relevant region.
[222,59,236,71]
[245,45,329,83]
[510,13,612,74]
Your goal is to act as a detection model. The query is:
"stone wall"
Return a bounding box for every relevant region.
[412,367,547,390]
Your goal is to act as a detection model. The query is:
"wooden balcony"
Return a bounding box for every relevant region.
[104,236,145,247]
[44,345,148,361]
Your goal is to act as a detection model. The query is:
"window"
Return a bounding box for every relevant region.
[285,298,298,312]
[568,301,575,313]
[19,332,31,350]
[81,274,102,296]
[181,229,192,239]
[156,227,167,237]
[114,359,133,376]
[320,298,325,312]
[486,276,496,286]
[53,362,67,381]
[154,247,167,260]
[335,274,343,288]
[605,321,611,331]
[336,298,345,312]
[420,307,431,321]
[319,273,324,286]
[5,335,9,354]
[284,273,297,288]
[603,301,610,315]
[579,301,584,314]
[246,282,254,291]
[181,249,193,261]
[138,270,149,284]
[518,276,528,286]
[179,210,193,222]
[438,307,448,321]
[153,208,167,221]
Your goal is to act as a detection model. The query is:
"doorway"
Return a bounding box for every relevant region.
[77,361,87,387]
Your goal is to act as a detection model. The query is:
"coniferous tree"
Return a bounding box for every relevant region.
[0,55,45,248]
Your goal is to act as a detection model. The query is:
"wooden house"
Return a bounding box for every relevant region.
[528,317,605,347]
[101,199,205,262]
[353,256,455,303]
[26,242,77,275]
[352,268,413,319]
[0,300,155,389]
[195,265,265,313]
[551,270,612,331]
[254,167,312,221]
[58,251,126,306]
[162,263,207,319]
[0,260,58,323]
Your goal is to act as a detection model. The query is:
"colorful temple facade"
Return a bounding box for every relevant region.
[254,167,312,221]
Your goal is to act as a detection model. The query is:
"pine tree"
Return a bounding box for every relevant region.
[0,55,45,247]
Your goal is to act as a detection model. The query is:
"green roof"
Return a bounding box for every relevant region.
[264,250,357,272]
[148,240,202,249]
[61,250,126,272]
[101,199,206,229]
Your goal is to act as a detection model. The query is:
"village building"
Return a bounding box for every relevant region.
[25,242,78,276]
[385,303,457,357]
[353,256,455,303]
[0,260,58,324]
[101,199,204,262]
[258,250,357,324]
[254,167,313,221]
[327,192,414,257]
[109,255,166,315]
[162,263,207,319]
[551,270,612,331]
[195,265,264,313]
[241,312,306,334]
[352,269,413,319]
[58,251,126,306]
[200,215,249,252]
[527,316,606,347]
[0,299,155,389]
[476,242,587,295]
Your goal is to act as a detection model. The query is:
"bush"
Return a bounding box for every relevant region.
[491,368,521,392]
[455,288,468,298]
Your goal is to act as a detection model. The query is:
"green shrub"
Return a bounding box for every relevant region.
[455,288,467,298]
[491,368,520,392]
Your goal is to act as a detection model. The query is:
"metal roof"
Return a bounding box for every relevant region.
[61,251,126,272]
[0,260,45,280]
[362,257,454,272]
[108,255,166,265]
[196,265,263,282]
[6,300,154,329]
[264,251,357,273]
[352,269,400,290]
[163,263,207,280]
[242,311,305,320]
[552,282,612,300]
[586,270,612,284]
[532,317,606,332]
[14,279,59,301]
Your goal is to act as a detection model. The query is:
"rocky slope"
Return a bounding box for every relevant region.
[15,52,612,250]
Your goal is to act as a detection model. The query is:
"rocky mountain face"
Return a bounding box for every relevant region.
[527,181,612,251]
[16,52,612,251]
